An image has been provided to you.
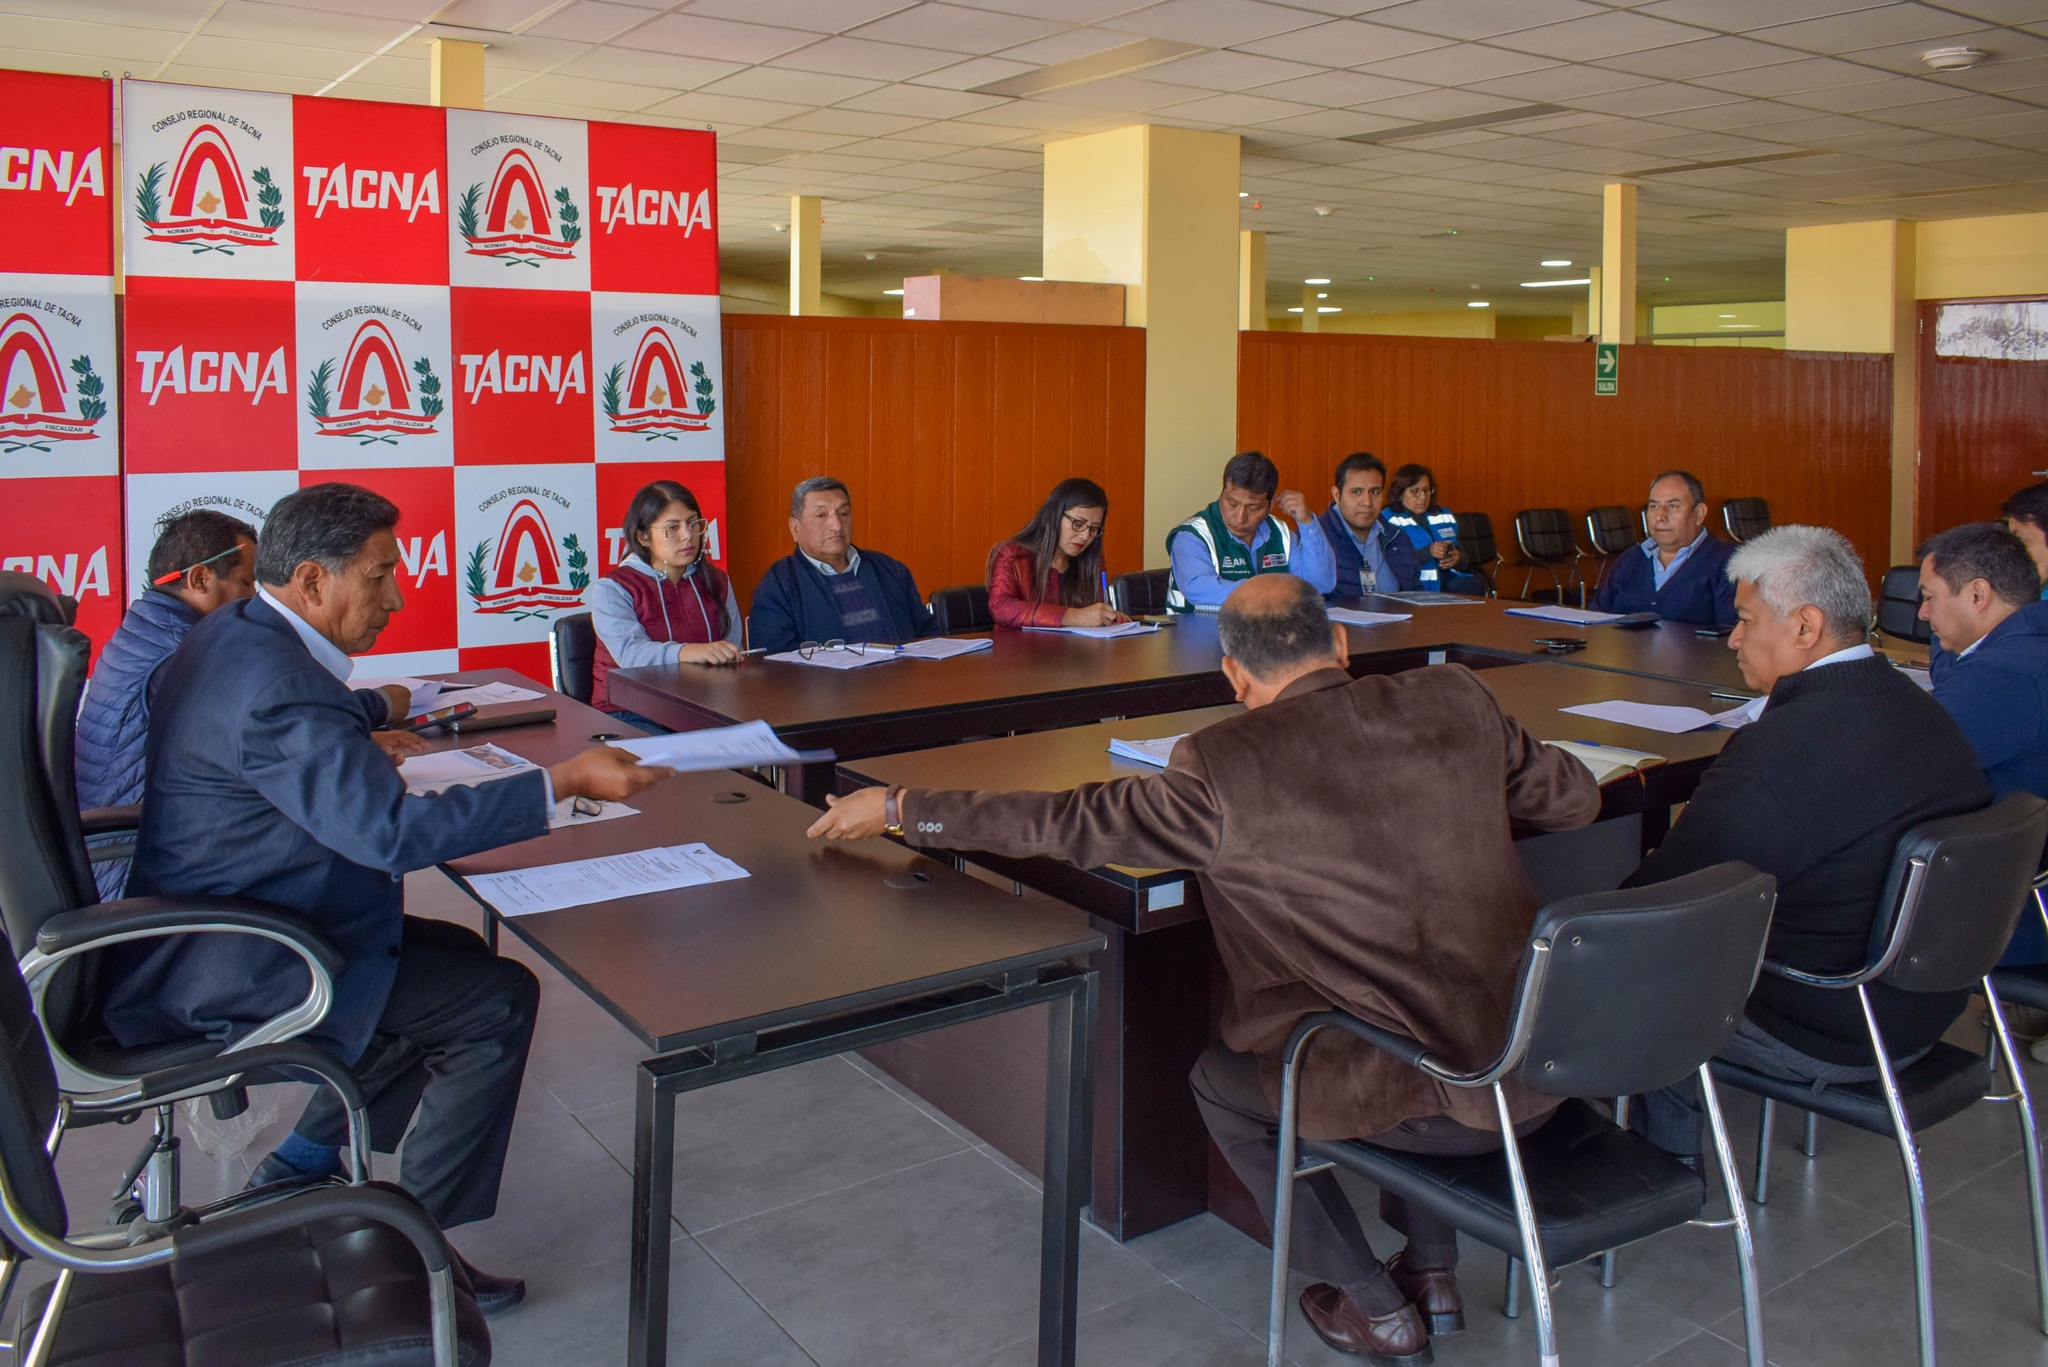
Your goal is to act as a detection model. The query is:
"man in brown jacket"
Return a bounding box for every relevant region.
[812,574,1600,1365]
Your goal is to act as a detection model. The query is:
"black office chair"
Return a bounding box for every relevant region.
[1266,863,1777,1367]
[0,571,73,627]
[1511,508,1585,605]
[1721,498,1771,544]
[929,584,993,635]
[1583,505,1639,592]
[550,611,597,703]
[0,615,343,1233]
[1452,512,1500,597]
[0,926,487,1367]
[1109,568,1171,616]
[1712,794,2048,1367]
[1877,565,1933,646]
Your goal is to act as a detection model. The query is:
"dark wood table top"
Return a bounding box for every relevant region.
[421,672,1105,1053]
[836,661,1743,932]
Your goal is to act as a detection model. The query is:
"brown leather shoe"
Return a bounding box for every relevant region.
[1385,1252,1464,1336]
[1299,1283,1433,1366]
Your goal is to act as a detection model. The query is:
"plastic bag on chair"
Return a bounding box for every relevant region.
[181,1088,282,1162]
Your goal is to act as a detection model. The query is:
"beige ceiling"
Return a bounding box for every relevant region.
[6,0,2048,316]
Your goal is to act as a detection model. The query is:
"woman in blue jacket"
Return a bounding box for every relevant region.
[1381,464,1484,594]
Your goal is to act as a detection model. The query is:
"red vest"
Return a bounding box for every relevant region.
[591,560,731,712]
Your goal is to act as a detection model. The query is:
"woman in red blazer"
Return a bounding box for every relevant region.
[987,478,1128,629]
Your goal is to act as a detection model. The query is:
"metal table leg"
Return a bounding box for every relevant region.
[629,1059,679,1367]
[1039,973,1094,1367]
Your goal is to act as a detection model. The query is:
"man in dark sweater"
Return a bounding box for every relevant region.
[1629,525,1990,1157]
[748,476,934,655]
[1590,470,1737,627]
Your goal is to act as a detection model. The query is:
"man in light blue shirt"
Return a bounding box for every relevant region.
[1165,451,1337,611]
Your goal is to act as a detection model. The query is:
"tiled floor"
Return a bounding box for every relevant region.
[37,868,2048,1367]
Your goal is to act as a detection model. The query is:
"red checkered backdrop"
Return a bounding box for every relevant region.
[1,70,724,683]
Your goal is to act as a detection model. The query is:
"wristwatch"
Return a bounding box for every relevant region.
[883,786,906,837]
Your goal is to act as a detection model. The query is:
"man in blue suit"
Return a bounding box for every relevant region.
[1591,470,1737,627]
[112,483,668,1312]
[749,476,935,654]
[1316,452,1424,599]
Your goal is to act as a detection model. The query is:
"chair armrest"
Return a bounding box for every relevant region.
[35,896,345,975]
[1285,1010,1432,1070]
[78,804,141,839]
[1757,955,1867,990]
[132,1040,365,1112]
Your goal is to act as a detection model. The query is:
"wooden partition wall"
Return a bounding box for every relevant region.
[721,314,1145,612]
[1915,298,2048,546]
[1238,332,1895,582]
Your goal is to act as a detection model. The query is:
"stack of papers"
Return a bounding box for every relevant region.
[1547,740,1666,785]
[398,743,637,829]
[1026,621,1161,639]
[610,719,830,771]
[438,680,547,707]
[466,843,750,918]
[1559,698,1763,733]
[1108,734,1185,768]
[896,637,994,661]
[766,644,897,669]
[1506,604,1626,625]
[1327,606,1412,628]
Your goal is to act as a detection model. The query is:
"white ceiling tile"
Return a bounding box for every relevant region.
[1783,77,1966,113]
[1689,55,1881,96]
[0,48,128,76]
[1462,63,1651,99]
[775,108,936,136]
[1493,12,1717,61]
[905,55,1037,89]
[1150,90,1324,123]
[1845,29,2048,77]
[1932,0,2048,20]
[1593,35,1810,80]
[949,0,1159,20]
[1634,0,1886,28]
[1098,0,1325,47]
[848,3,1066,54]
[525,2,664,44]
[157,63,326,94]
[953,98,1117,128]
[900,118,1041,143]
[771,35,969,80]
[630,13,824,63]
[1251,109,1408,136]
[1349,87,1534,120]
[1366,0,1607,42]
[1751,4,1984,55]
[1251,68,1432,105]
[1143,50,1327,90]
[171,35,366,79]
[1237,19,1448,65]
[1032,74,1211,108]
[992,27,1146,64]
[836,85,1012,117]
[1565,83,1746,115]
[643,90,814,122]
[556,47,743,88]
[703,67,885,104]
[431,32,590,71]
[502,71,679,110]
[0,15,186,62]
[681,0,914,31]
[204,1,414,49]
[1,0,213,21]
[1354,43,1557,83]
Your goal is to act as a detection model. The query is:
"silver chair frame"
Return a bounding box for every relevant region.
[1264,939,1766,1367]
[1742,858,2048,1367]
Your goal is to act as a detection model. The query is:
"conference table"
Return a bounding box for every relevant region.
[417,673,1107,1367]
[606,601,1754,803]
[834,660,1747,1240]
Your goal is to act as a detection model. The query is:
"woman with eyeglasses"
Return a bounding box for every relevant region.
[987,477,1129,629]
[588,479,742,729]
[1381,463,1480,593]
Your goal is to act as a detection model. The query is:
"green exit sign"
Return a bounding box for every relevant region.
[1595,342,1619,397]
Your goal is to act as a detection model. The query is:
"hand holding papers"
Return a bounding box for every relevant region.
[610,719,831,772]
[1024,621,1160,639]
[1327,606,1412,628]
[465,843,749,917]
[1559,697,1763,733]
[1108,735,1184,768]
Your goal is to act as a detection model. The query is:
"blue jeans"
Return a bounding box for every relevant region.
[598,708,670,735]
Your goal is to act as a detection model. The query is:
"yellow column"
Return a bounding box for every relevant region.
[1238,230,1265,331]
[1600,183,1636,344]
[1299,285,1320,334]
[429,38,485,109]
[1045,126,1241,563]
[1581,266,1600,337]
[788,194,822,317]
[1785,219,1917,559]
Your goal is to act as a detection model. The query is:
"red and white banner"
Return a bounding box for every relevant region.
[0,71,121,652]
[118,80,722,682]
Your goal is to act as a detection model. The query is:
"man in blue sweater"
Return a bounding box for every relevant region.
[1918,521,2048,965]
[1316,452,1423,599]
[749,476,934,654]
[1591,470,1737,627]
[74,511,260,898]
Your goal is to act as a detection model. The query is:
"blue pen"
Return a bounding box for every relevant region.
[1100,569,1111,604]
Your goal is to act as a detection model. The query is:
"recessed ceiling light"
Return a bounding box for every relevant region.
[1540,259,1571,267]
[1718,313,1736,319]
[1520,278,1592,287]
[883,288,904,296]
[1304,278,1331,285]
[1317,307,1341,313]
[1468,301,1490,308]
[1314,205,1335,217]
[1239,191,1249,198]
[1316,292,1328,299]
[1286,307,1305,313]
[1019,276,1043,281]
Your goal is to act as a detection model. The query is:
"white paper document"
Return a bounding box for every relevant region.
[436,680,548,707]
[1506,604,1626,625]
[766,644,898,669]
[895,637,994,660]
[1025,621,1161,639]
[1327,606,1413,628]
[466,843,750,918]
[1560,698,1760,734]
[401,743,536,793]
[356,675,444,716]
[610,718,831,771]
[1896,665,1933,692]
[1108,735,1185,768]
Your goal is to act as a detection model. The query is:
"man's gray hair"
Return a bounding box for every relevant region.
[1726,524,1871,642]
[1650,469,1705,507]
[1217,576,1333,681]
[791,476,849,518]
